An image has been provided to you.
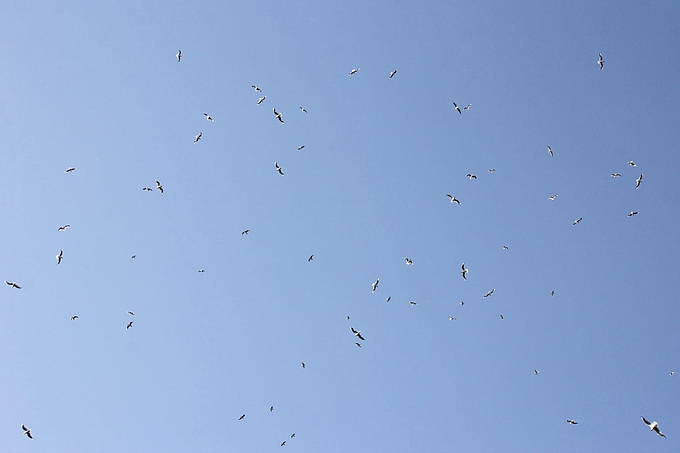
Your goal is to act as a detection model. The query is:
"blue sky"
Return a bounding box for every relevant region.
[2,1,679,451]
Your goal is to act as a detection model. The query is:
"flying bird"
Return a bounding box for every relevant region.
[56,249,63,265]
[128,311,135,315]
[300,106,307,113]
[499,314,504,319]
[291,433,296,438]
[275,161,284,175]
[488,168,496,173]
[446,194,460,204]
[628,161,636,166]
[71,315,78,321]
[466,174,477,180]
[242,229,250,235]
[238,414,246,420]
[131,255,136,259]
[463,104,472,111]
[460,301,465,306]
[273,108,284,123]
[351,327,365,340]
[371,278,379,293]
[598,53,604,70]
[551,291,555,296]
[176,49,181,62]
[404,257,413,265]
[453,102,462,114]
[461,263,468,281]
[204,113,214,122]
[155,180,163,194]
[308,255,314,262]
[143,187,153,191]
[389,69,397,78]
[548,195,558,201]
[270,406,274,412]
[610,173,621,178]
[297,145,305,150]
[5,281,22,289]
[252,85,262,92]
[628,211,638,217]
[635,173,643,189]
[198,269,205,273]
[573,217,582,225]
[567,420,578,425]
[194,132,202,143]
[548,146,553,157]
[58,224,70,231]
[483,288,495,298]
[65,167,77,173]
[281,441,286,447]
[348,68,359,76]
[257,96,266,105]
[449,316,456,321]
[22,424,32,439]
[385,296,391,303]
[641,416,666,438]
[355,342,362,348]
[126,321,133,330]
[409,301,418,305]
[502,245,509,250]
[534,369,539,375]
[301,362,306,368]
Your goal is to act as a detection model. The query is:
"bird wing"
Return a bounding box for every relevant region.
[642,416,652,426]
[350,327,358,334]
[357,333,365,341]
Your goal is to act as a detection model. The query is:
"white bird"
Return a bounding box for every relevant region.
[641,416,666,438]
[635,173,643,189]
[65,167,77,173]
[502,245,509,250]
[404,257,413,265]
[670,371,675,376]
[252,85,262,92]
[273,108,284,124]
[460,301,465,305]
[628,211,638,217]
[534,369,539,375]
[371,278,379,293]
[548,146,553,157]
[58,224,70,231]
[483,288,495,298]
[463,104,472,111]
[204,113,214,122]
[56,249,63,265]
[300,106,307,113]
[22,423,33,439]
[548,195,558,201]
[598,53,604,70]
[453,102,462,114]
[143,187,153,191]
[257,96,266,105]
[389,69,397,78]
[275,161,284,176]
[628,161,636,166]
[155,180,164,194]
[70,315,78,321]
[348,68,359,76]
[5,281,22,289]
[128,311,135,315]
[573,217,582,225]
[488,168,496,173]
[610,173,621,178]
[198,269,205,273]
[461,263,468,281]
[176,49,181,62]
[194,132,202,143]
[409,301,418,305]
[350,327,365,341]
[449,316,456,321]
[567,420,578,425]
[297,145,305,151]
[446,194,460,204]
[500,314,504,319]
[466,174,477,180]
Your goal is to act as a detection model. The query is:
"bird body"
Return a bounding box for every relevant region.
[548,146,553,157]
[463,104,472,110]
[628,211,638,217]
[548,195,558,201]
[610,173,621,178]
[252,85,261,92]
[466,174,477,180]
[301,362,306,368]
[300,106,307,113]
[238,414,245,420]
[71,315,78,321]
[308,255,314,262]
[297,145,305,150]
[409,300,418,305]
[155,180,164,194]
[628,161,636,166]
[128,311,135,315]
[242,229,250,235]
[404,257,413,265]
[351,327,365,342]
[355,342,362,348]
[386,296,391,303]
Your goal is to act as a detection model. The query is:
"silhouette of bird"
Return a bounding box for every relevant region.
[628,211,638,217]
[131,255,136,259]
[355,342,362,348]
[128,311,135,315]
[499,314,504,319]
[126,321,133,330]
[242,229,250,235]
[628,161,636,167]
[464,104,472,111]
[143,187,153,191]
[385,296,391,303]
[461,263,468,281]
[598,53,604,70]
[155,180,163,194]
[466,174,477,180]
[301,362,306,368]
[300,106,307,113]
[534,369,539,375]
[453,102,462,114]
[460,301,465,306]
[204,113,214,122]
[58,224,70,231]
[502,246,509,250]
[257,96,266,105]
[409,300,418,305]
[446,194,460,204]
[488,168,496,173]
[238,414,245,420]
[389,70,397,78]
[176,49,181,62]
[5,281,22,289]
[610,173,621,178]
[670,371,675,376]
[371,278,379,293]
[308,255,314,262]
[270,406,274,412]
[275,162,284,175]
[291,433,296,438]
[252,85,262,92]
[573,218,582,225]
[65,167,76,173]
[350,327,365,341]
[449,316,456,321]
[567,420,578,425]
[56,249,63,265]
[22,424,32,439]
[483,288,495,298]
[281,441,286,446]
[635,173,643,189]
[548,195,558,201]
[548,146,553,157]
[198,269,205,273]
[348,68,359,76]
[404,257,413,265]
[297,145,305,150]
[551,291,555,296]
[71,315,78,321]
[641,416,666,438]
[194,132,202,143]
[273,108,284,124]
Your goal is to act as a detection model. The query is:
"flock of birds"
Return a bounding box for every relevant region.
[8,49,670,446]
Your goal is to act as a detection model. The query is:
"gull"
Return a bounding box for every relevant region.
[502,245,509,250]
[273,108,284,124]
[466,174,477,180]
[297,145,305,150]
[461,263,468,281]
[128,311,135,315]
[628,161,636,166]
[551,290,555,296]
[371,278,379,293]
[404,257,413,265]
[488,168,496,173]
[499,314,504,319]
[670,371,675,376]
[257,96,266,105]
[204,113,214,122]
[386,296,391,303]
[548,195,558,201]
[449,316,456,321]
[548,146,553,157]
[58,224,70,231]
[351,326,365,341]
[22,424,33,439]
[65,167,77,173]
[628,211,638,217]
[534,369,539,375]
[56,249,63,265]
[348,68,359,76]
[131,255,136,259]
[252,85,262,92]
[194,132,202,143]
[409,301,418,305]
[143,187,153,191]
[5,281,22,289]
[198,269,205,273]
[463,104,472,111]
[567,420,578,425]
[238,414,245,420]
[389,69,397,78]
[176,49,181,62]
[155,180,164,194]
[355,342,362,348]
[275,161,284,175]
[598,53,604,70]
[483,288,495,298]
[126,321,133,330]
[573,217,582,225]
[460,301,465,306]
[281,441,286,447]
[453,102,462,114]
[308,255,314,262]
[641,416,666,438]
[242,229,250,235]
[347,316,350,319]
[270,406,274,412]
[71,315,78,321]
[291,433,296,438]
[635,173,643,189]
[300,106,307,113]
[301,362,306,368]
[610,173,621,178]
[446,194,460,204]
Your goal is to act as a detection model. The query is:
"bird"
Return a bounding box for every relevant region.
[252,85,262,92]
[204,113,214,122]
[483,288,495,298]
[301,362,306,368]
[463,104,472,111]
[64,167,77,173]
[449,316,456,321]
[628,211,639,217]
[273,108,284,124]
[610,173,621,178]
[126,321,133,330]
[548,195,558,201]
[466,174,477,180]
[389,69,397,78]
[635,173,643,189]
[346,316,350,320]
[71,315,78,321]
[56,249,63,265]
[300,106,307,113]
[598,53,604,70]
[57,224,70,232]
[446,194,460,204]
[573,217,582,225]
[5,281,22,289]
[155,180,163,194]
[308,255,314,262]
[131,255,136,259]
[348,68,359,76]
[548,146,553,157]
[280,441,286,447]
[143,187,152,191]
[567,420,578,425]
[641,416,666,438]
[291,433,296,438]
[461,263,468,281]
[488,168,496,173]
[355,342,362,348]
[270,406,274,412]
[176,49,181,62]
[404,257,413,265]
[502,245,509,250]
[534,369,539,375]
[460,301,465,306]
[670,371,675,376]
[198,269,205,273]
[371,278,379,293]
[350,327,365,341]
[194,132,202,143]
[628,161,636,166]
[297,145,305,151]
[242,229,250,235]
[238,414,246,420]
[385,296,391,303]
[453,102,462,114]
[409,300,418,305]
[257,96,266,105]
[21,424,32,439]
[128,311,135,315]
[275,162,284,175]
[551,291,555,296]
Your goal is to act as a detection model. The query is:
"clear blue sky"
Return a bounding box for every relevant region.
[2,1,679,451]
